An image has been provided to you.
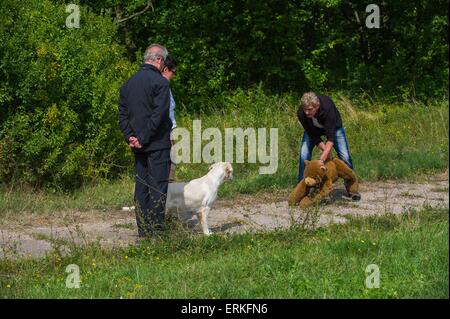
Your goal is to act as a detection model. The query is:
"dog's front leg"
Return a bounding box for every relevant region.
[198,207,212,236]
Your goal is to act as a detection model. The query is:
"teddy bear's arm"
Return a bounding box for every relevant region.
[299,179,332,209]
[299,195,314,209]
[288,180,309,206]
[333,158,361,200]
[319,178,333,199]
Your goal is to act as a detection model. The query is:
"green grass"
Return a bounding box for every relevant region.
[0,175,135,216]
[0,92,448,215]
[1,92,447,298]
[0,208,448,298]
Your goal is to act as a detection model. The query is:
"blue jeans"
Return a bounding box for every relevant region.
[297,128,354,182]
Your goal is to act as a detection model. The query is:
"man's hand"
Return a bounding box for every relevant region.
[319,141,334,163]
[128,136,142,149]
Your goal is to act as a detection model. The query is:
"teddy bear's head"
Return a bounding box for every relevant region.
[303,160,327,187]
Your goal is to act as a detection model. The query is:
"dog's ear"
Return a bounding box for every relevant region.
[224,163,233,180]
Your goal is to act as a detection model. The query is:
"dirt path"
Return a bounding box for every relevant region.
[1,174,448,259]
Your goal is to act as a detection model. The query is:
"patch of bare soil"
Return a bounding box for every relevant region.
[1,175,448,259]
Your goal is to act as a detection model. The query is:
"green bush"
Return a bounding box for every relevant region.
[82,0,449,107]
[0,0,134,189]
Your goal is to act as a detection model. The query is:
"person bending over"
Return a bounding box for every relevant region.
[296,92,355,182]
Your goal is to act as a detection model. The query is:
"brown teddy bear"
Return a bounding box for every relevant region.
[288,158,361,209]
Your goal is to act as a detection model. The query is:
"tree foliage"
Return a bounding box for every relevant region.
[82,0,449,107]
[0,0,134,189]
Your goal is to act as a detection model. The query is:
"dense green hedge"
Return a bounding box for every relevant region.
[0,0,134,189]
[82,0,449,108]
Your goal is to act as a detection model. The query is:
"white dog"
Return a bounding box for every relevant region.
[165,162,233,235]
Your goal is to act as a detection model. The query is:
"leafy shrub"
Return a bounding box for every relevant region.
[0,0,134,189]
[83,0,449,107]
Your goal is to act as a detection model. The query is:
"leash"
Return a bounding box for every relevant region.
[135,173,168,199]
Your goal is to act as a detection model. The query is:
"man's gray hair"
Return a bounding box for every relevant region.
[301,92,320,108]
[143,44,168,62]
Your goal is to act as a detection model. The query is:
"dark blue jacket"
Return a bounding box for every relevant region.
[118,64,172,152]
[297,95,343,146]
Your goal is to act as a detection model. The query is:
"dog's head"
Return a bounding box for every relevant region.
[209,162,233,181]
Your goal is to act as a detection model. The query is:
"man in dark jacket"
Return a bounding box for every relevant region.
[296,92,355,182]
[118,43,172,238]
